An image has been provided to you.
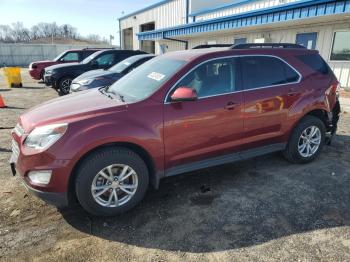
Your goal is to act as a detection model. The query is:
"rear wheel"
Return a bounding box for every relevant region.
[75,147,149,216]
[58,77,73,96]
[283,115,326,164]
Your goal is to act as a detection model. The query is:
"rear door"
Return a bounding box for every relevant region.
[163,57,244,172]
[239,55,301,150]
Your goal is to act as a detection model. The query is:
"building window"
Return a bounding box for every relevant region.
[330,31,350,61]
[234,38,247,45]
[296,32,317,49]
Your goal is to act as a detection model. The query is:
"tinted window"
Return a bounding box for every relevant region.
[173,58,237,98]
[61,52,79,61]
[114,53,134,64]
[330,31,350,61]
[109,56,152,73]
[81,51,97,59]
[95,53,114,66]
[240,56,299,90]
[296,54,330,75]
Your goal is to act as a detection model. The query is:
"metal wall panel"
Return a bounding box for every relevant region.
[195,0,300,21]
[120,0,186,51]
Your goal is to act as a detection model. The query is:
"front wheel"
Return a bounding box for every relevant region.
[283,115,326,164]
[58,77,73,96]
[75,147,149,216]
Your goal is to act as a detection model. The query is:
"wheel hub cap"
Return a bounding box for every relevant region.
[91,164,138,208]
[298,125,321,158]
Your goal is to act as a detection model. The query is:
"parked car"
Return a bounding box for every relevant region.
[11,44,340,216]
[70,54,155,93]
[29,48,103,81]
[44,49,147,95]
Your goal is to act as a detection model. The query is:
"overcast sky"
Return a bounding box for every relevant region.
[0,0,160,45]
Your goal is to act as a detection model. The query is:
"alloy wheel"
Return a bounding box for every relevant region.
[298,125,322,158]
[91,164,138,208]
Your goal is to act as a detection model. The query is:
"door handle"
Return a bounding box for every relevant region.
[225,101,239,110]
[287,87,299,96]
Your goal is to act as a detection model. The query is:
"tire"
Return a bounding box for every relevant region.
[58,77,73,96]
[283,115,326,164]
[40,70,44,81]
[75,147,149,216]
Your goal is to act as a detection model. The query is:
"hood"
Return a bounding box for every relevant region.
[74,69,117,81]
[20,89,126,131]
[46,62,81,71]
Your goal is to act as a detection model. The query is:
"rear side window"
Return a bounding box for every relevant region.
[240,56,299,90]
[296,54,330,75]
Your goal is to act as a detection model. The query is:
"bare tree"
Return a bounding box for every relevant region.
[0,21,106,44]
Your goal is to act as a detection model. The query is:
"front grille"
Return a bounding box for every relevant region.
[10,139,20,163]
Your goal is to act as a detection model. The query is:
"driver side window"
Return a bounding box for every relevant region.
[95,53,115,67]
[173,57,237,99]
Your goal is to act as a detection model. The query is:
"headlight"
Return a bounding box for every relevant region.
[24,123,68,150]
[77,79,94,85]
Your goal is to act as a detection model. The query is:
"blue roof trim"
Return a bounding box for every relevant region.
[137,0,350,40]
[119,0,173,20]
[189,0,264,17]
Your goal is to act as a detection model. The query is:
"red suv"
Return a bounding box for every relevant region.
[11,44,340,216]
[29,48,103,80]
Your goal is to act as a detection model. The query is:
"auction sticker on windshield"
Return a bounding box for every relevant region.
[147,72,165,81]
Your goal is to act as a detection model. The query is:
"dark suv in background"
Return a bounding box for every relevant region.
[29,48,103,81]
[44,49,147,95]
[70,54,155,92]
[11,44,340,216]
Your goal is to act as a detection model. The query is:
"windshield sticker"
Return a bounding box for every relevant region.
[147,72,165,81]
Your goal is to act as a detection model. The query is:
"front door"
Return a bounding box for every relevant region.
[163,57,243,173]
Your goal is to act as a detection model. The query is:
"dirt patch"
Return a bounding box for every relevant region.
[0,70,350,261]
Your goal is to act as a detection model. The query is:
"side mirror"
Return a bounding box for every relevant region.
[171,87,198,102]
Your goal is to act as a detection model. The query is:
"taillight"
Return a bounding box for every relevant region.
[326,83,339,96]
[31,64,38,69]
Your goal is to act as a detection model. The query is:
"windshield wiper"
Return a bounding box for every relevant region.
[100,87,125,102]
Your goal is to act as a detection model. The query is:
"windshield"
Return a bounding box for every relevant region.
[109,55,148,73]
[108,56,186,102]
[81,51,103,64]
[53,51,67,62]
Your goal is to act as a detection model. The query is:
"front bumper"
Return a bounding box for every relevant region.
[10,135,72,208]
[44,75,52,86]
[22,179,69,207]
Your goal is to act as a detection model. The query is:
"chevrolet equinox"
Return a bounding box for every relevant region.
[10,44,341,216]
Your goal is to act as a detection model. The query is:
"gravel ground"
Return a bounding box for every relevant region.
[0,69,350,261]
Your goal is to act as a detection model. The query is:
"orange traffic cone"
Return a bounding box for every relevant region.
[0,94,6,108]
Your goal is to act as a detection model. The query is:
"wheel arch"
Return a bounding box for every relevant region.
[67,142,158,205]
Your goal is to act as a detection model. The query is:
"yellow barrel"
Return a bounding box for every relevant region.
[2,67,22,88]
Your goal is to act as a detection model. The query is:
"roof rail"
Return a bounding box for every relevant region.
[193,44,233,49]
[231,43,306,49]
[83,47,114,50]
